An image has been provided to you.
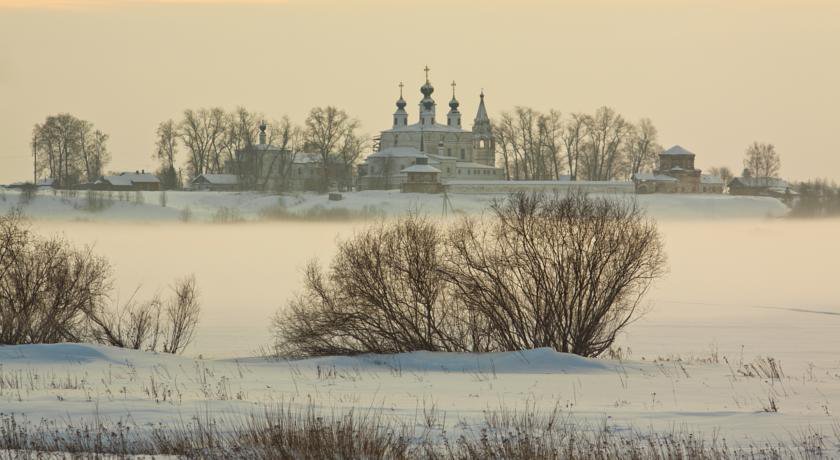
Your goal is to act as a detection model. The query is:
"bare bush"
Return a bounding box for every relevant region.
[88,276,200,354]
[0,212,199,353]
[274,193,666,358]
[444,192,665,357]
[0,212,112,345]
[273,215,471,357]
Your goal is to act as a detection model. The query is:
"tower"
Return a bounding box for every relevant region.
[447,80,461,128]
[418,65,436,126]
[258,121,267,145]
[393,82,408,128]
[472,90,495,166]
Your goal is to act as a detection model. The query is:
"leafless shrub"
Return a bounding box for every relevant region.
[444,191,666,357]
[274,192,666,359]
[0,212,112,345]
[738,357,784,381]
[88,276,200,354]
[0,212,198,353]
[273,214,472,357]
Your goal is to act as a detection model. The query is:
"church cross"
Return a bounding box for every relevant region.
[398,81,404,97]
[424,65,430,81]
[451,80,456,97]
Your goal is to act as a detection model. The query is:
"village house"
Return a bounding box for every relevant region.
[728,171,795,198]
[191,174,239,191]
[94,171,160,191]
[632,145,722,194]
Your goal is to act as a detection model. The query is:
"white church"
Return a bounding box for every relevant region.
[358,67,504,191]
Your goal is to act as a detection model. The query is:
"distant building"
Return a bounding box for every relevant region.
[95,172,160,191]
[226,123,350,192]
[633,145,721,194]
[401,157,442,193]
[358,67,504,191]
[191,174,239,191]
[728,172,795,198]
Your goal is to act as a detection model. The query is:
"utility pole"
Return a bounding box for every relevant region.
[31,137,37,184]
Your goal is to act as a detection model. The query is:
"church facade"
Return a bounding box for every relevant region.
[358,68,504,191]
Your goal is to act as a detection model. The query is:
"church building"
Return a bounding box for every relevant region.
[358,67,504,191]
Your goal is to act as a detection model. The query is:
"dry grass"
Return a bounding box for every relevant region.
[0,404,837,459]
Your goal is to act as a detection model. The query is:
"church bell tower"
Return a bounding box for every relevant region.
[472,90,495,166]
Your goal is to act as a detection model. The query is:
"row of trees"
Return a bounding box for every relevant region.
[153,106,367,191]
[31,114,111,187]
[0,212,200,353]
[272,192,666,358]
[494,106,661,181]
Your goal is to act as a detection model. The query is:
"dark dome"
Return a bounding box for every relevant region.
[449,96,459,110]
[396,96,406,110]
[421,81,434,97]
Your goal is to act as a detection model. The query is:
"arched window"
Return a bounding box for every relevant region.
[479,139,486,149]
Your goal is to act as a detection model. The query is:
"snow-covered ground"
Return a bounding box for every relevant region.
[0,342,838,452]
[3,187,837,453]
[0,187,789,221]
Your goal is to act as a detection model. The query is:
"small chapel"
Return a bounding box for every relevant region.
[357,67,504,191]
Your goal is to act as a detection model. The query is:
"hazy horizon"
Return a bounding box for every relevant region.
[2,0,839,183]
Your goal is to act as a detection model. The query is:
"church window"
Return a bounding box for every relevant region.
[447,148,451,156]
[460,149,465,159]
[432,117,435,124]
[393,117,397,125]
[479,139,485,148]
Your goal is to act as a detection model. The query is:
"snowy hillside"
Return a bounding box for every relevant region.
[0,188,789,222]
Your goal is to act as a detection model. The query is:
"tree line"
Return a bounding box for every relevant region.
[31,114,111,187]
[494,106,662,181]
[154,106,367,191]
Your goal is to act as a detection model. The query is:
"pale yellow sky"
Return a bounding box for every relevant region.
[1,0,839,183]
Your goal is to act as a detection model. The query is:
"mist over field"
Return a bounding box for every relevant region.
[28,216,840,368]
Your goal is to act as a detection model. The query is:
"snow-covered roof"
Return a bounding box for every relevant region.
[366,147,427,159]
[97,172,160,186]
[192,174,238,185]
[292,152,322,164]
[700,175,724,185]
[402,164,441,174]
[730,177,789,188]
[36,178,55,187]
[661,145,695,156]
[455,161,499,169]
[633,172,678,182]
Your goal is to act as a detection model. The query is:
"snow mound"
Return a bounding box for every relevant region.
[0,343,126,364]
[291,347,613,374]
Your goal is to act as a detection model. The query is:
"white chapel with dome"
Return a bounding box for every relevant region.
[358,67,504,191]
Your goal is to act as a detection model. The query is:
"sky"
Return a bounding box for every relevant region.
[1,0,839,183]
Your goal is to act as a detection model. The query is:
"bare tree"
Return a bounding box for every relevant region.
[581,106,631,181]
[31,114,110,186]
[161,275,200,354]
[623,118,661,178]
[561,113,589,181]
[707,166,734,186]
[179,108,228,179]
[744,142,781,179]
[154,119,180,189]
[443,192,666,357]
[304,106,361,192]
[538,110,564,180]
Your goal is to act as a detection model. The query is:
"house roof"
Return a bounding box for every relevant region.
[402,164,441,174]
[632,172,678,182]
[97,172,160,186]
[661,145,695,156]
[455,161,499,169]
[192,174,238,185]
[729,177,789,188]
